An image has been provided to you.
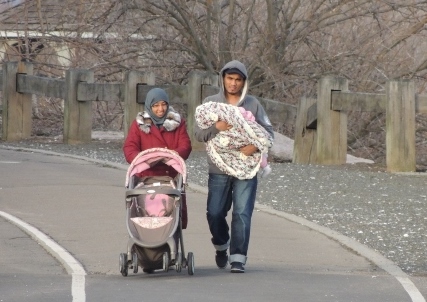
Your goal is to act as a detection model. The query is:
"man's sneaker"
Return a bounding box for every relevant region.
[230,262,245,273]
[215,250,228,269]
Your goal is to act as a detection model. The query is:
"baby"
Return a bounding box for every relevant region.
[195,101,272,180]
[238,107,272,178]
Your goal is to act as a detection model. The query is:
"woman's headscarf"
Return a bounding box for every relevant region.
[144,88,170,126]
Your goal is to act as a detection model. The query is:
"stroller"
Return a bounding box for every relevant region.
[119,148,194,276]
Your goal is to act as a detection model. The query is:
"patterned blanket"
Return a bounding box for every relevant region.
[195,102,272,179]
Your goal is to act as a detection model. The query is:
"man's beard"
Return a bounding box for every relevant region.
[226,90,241,96]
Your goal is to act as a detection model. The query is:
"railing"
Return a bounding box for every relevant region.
[2,62,425,172]
[293,76,427,172]
[0,61,296,151]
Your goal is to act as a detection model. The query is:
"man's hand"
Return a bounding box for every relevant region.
[240,144,258,156]
[215,121,232,131]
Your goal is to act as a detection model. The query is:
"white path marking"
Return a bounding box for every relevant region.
[189,184,426,302]
[3,145,424,301]
[0,211,86,302]
[255,203,426,302]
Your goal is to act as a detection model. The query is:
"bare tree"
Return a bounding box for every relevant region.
[4,1,427,91]
[2,0,427,165]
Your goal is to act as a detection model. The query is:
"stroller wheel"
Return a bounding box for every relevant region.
[175,252,182,273]
[163,252,169,272]
[132,253,138,274]
[143,268,154,274]
[187,252,195,275]
[119,253,128,277]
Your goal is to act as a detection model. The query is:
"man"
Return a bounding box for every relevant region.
[194,60,274,273]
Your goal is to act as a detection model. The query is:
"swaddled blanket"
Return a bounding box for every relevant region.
[195,101,273,179]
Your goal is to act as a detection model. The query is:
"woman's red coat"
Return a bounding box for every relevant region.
[123,119,192,178]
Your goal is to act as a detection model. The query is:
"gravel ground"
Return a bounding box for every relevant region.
[1,135,427,276]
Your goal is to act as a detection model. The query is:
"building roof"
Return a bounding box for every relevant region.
[0,0,146,40]
[0,0,69,32]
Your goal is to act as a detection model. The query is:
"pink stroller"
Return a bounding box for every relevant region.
[119,148,194,276]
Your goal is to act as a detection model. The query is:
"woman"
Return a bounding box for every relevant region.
[123,87,192,228]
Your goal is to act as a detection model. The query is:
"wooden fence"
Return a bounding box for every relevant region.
[2,62,425,172]
[0,61,296,151]
[293,76,427,172]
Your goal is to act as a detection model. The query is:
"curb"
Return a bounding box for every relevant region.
[1,145,425,302]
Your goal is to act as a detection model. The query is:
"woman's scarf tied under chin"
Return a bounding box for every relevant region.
[136,106,181,134]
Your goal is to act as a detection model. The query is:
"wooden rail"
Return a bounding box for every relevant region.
[0,61,297,151]
[2,62,425,172]
[294,77,425,172]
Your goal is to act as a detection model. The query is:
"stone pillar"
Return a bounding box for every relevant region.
[293,97,317,164]
[187,71,218,150]
[123,71,155,138]
[2,61,33,141]
[63,69,94,144]
[386,80,416,172]
[316,76,348,165]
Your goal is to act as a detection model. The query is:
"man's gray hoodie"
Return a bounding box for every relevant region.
[194,60,274,175]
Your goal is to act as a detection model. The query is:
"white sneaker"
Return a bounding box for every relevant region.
[261,165,272,178]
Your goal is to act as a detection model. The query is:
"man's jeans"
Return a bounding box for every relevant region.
[206,173,258,264]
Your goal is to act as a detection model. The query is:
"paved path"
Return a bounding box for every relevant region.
[0,148,425,301]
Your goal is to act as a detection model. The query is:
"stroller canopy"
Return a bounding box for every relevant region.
[125,148,187,187]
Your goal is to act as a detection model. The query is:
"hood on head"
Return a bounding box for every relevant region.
[223,67,246,80]
[219,60,248,105]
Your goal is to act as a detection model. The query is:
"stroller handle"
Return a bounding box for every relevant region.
[125,187,181,199]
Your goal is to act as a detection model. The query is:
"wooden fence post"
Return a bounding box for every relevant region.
[386,80,416,172]
[123,71,155,138]
[64,69,94,144]
[293,97,317,164]
[2,61,33,141]
[187,71,218,150]
[316,76,348,165]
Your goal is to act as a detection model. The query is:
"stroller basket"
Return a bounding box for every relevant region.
[126,179,180,247]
